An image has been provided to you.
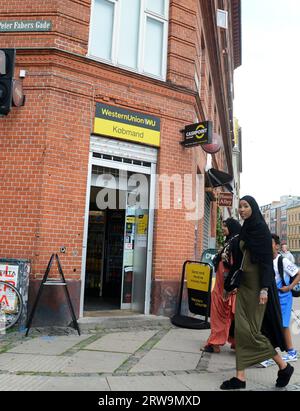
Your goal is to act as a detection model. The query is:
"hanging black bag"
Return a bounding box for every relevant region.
[224,252,245,292]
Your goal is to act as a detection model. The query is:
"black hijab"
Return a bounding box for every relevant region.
[214,218,241,270]
[239,195,273,265]
[224,218,241,242]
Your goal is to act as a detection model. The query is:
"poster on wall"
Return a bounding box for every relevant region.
[136,213,148,248]
[0,264,19,311]
[0,259,30,330]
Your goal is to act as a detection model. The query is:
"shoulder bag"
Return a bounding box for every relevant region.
[224,251,246,292]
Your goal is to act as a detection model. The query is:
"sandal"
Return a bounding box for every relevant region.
[276,363,294,387]
[220,377,246,390]
[203,344,220,353]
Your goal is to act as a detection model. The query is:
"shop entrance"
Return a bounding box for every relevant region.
[83,165,151,313]
[80,137,157,317]
[84,206,125,311]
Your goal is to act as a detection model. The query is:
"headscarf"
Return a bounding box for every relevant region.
[239,195,273,265]
[213,218,241,270]
[224,218,242,242]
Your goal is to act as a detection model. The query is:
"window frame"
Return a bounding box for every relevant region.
[88,0,119,65]
[88,0,169,81]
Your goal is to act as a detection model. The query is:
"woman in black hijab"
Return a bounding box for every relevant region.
[221,196,293,390]
[203,218,241,353]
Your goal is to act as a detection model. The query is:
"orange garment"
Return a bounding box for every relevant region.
[206,260,236,346]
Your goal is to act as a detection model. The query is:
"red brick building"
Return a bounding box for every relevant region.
[0,0,241,324]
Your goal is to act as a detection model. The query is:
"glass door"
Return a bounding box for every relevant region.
[121,173,149,311]
[132,208,149,312]
[121,206,136,309]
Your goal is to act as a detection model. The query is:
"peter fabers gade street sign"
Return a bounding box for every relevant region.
[94,103,161,147]
[0,20,52,32]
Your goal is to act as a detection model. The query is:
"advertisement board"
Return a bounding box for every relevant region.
[0,259,30,330]
[186,262,212,317]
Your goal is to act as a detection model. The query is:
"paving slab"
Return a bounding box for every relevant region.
[205,349,237,373]
[129,349,201,373]
[38,376,110,391]
[173,372,229,391]
[61,350,130,374]
[7,335,89,356]
[0,374,51,391]
[154,328,210,354]
[107,374,190,391]
[84,330,157,354]
[0,373,110,391]
[0,353,69,372]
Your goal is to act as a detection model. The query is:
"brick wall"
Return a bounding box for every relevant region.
[1,0,231,320]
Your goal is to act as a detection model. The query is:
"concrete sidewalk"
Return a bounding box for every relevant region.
[0,312,300,391]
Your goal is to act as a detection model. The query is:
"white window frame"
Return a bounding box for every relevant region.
[88,0,169,81]
[216,9,228,29]
[88,0,119,65]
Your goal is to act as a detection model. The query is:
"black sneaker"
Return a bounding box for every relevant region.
[220,377,246,390]
[276,363,294,388]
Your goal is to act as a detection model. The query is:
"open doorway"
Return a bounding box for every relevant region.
[82,160,154,315]
[84,186,125,312]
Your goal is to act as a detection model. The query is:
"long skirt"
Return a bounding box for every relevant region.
[206,261,235,347]
[235,252,277,370]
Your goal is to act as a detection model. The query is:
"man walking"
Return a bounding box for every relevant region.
[273,234,300,361]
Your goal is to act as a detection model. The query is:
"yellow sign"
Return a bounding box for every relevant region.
[137,214,148,235]
[126,216,135,224]
[94,103,160,147]
[186,263,211,292]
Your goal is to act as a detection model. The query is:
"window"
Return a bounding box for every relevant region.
[216,9,228,29]
[89,0,169,80]
[194,70,200,91]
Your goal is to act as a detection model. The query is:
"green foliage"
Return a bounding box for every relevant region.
[216,207,224,248]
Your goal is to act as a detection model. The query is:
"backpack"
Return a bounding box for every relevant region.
[277,255,300,298]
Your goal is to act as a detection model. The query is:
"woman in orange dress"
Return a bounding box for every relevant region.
[204,218,241,353]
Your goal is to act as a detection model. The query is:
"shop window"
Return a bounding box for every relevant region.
[88,0,169,80]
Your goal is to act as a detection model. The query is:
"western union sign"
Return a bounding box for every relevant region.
[94,103,160,147]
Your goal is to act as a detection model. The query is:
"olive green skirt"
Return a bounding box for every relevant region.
[235,248,277,370]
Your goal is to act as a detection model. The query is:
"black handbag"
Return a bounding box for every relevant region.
[224,252,245,292]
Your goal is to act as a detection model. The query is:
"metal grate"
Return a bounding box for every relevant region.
[92,165,120,177]
[92,152,151,168]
